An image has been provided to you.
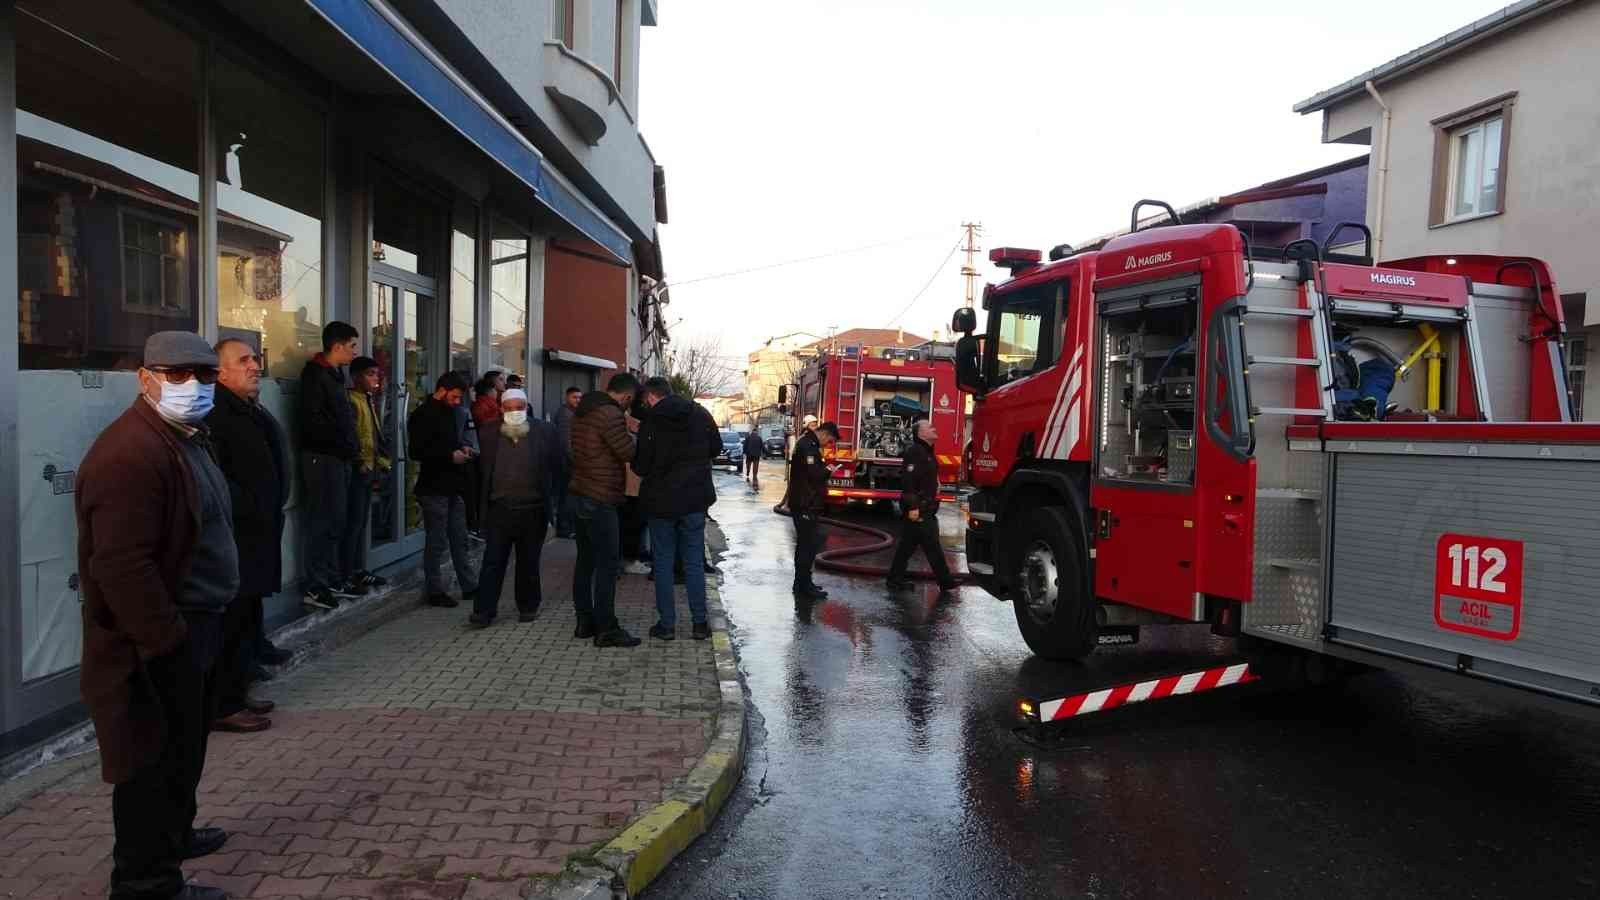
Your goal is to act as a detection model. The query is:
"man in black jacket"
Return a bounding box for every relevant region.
[468,389,560,627]
[633,377,720,640]
[786,420,838,600]
[206,339,287,734]
[886,420,957,592]
[742,429,764,489]
[409,371,478,608]
[297,321,361,611]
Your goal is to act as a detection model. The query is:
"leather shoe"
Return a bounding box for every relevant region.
[692,622,712,641]
[242,696,275,715]
[648,624,675,641]
[885,577,915,592]
[427,593,460,608]
[518,609,541,623]
[213,711,270,733]
[465,615,494,629]
[806,583,830,598]
[574,618,596,639]
[175,885,230,900]
[182,827,229,860]
[938,579,961,592]
[593,628,641,648]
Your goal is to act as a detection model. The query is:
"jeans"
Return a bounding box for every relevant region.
[887,517,954,584]
[474,500,548,621]
[340,464,373,582]
[418,494,477,597]
[572,494,621,631]
[110,612,222,900]
[648,513,708,629]
[551,472,574,536]
[217,595,261,718]
[300,451,348,592]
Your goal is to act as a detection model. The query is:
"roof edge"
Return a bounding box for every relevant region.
[1292,0,1576,114]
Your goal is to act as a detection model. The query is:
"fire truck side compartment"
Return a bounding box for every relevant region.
[1327,444,1600,704]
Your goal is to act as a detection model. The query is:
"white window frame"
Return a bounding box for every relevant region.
[1445,115,1504,221]
[118,208,191,317]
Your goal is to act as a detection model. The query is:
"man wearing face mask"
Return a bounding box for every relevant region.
[468,389,561,628]
[77,331,240,900]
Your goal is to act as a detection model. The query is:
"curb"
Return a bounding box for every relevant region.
[542,529,746,899]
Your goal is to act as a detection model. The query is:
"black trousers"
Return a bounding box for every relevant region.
[473,500,548,621]
[111,611,223,900]
[300,451,348,592]
[888,517,954,584]
[793,512,821,590]
[216,595,261,718]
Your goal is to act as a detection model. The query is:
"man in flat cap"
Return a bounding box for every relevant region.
[77,331,239,900]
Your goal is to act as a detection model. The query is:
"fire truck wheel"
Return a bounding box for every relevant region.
[1010,506,1098,660]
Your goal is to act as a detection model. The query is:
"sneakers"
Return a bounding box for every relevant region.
[622,560,651,575]
[467,530,486,544]
[330,580,364,599]
[355,570,388,589]
[692,622,712,641]
[649,624,675,641]
[213,710,271,733]
[593,628,642,648]
[426,593,460,608]
[302,589,338,611]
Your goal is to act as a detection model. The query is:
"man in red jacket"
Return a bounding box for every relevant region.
[78,331,237,900]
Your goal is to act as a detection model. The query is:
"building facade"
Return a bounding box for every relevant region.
[1294,0,1599,417]
[0,0,667,749]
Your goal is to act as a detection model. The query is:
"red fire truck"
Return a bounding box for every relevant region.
[954,201,1599,709]
[791,341,966,507]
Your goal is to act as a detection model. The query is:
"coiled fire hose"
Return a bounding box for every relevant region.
[772,503,973,583]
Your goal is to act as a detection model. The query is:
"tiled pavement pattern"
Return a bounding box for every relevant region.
[0,539,722,899]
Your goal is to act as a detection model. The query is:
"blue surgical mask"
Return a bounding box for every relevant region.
[158,378,215,423]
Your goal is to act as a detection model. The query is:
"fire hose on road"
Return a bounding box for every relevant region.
[772,503,974,583]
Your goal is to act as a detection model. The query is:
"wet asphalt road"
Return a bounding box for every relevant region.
[651,467,1600,899]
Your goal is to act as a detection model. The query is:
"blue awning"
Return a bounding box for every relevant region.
[303,0,634,264]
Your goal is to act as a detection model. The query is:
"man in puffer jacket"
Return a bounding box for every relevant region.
[632,377,721,641]
[568,372,642,648]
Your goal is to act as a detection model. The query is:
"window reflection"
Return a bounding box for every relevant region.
[15,0,200,370]
[213,55,325,379]
[490,219,529,378]
[451,224,477,375]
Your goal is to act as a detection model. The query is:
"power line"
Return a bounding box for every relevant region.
[886,239,963,328]
[667,229,948,289]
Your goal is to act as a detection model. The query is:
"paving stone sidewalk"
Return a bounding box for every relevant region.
[0,537,722,899]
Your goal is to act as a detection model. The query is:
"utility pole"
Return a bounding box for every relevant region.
[960,222,983,309]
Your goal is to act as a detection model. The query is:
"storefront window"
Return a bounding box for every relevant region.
[490,219,529,378]
[213,55,326,379]
[451,222,477,375]
[15,0,201,371]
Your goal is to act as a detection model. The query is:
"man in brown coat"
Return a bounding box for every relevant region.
[77,331,238,900]
[568,372,642,647]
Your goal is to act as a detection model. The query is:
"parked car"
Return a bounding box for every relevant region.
[764,432,787,458]
[715,431,745,470]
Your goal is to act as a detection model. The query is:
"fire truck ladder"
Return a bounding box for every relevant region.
[835,350,862,449]
[1239,265,1337,421]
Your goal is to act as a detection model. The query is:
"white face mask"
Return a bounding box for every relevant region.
[158,378,215,424]
[503,410,528,426]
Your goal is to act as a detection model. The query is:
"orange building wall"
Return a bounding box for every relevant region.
[544,245,628,376]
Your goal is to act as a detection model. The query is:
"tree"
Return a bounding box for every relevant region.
[667,334,737,399]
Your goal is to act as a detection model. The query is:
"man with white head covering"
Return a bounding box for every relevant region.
[468,388,562,627]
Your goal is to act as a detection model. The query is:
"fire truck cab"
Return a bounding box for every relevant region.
[956,205,1600,708]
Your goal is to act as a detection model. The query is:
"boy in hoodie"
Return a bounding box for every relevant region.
[298,321,360,611]
[632,376,721,640]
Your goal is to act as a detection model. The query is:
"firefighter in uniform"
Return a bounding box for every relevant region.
[786,420,838,599]
[886,419,958,592]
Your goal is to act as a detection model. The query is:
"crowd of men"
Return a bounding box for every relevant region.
[73,322,958,899]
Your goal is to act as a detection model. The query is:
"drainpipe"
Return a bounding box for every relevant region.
[1364,80,1391,262]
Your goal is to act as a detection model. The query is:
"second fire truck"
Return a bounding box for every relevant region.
[790,340,966,508]
[954,201,1599,711]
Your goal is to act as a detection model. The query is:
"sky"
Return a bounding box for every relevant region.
[637,0,1511,369]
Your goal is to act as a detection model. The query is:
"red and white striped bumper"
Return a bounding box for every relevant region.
[1023,662,1258,723]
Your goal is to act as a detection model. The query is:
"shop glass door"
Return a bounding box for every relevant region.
[366,272,439,567]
